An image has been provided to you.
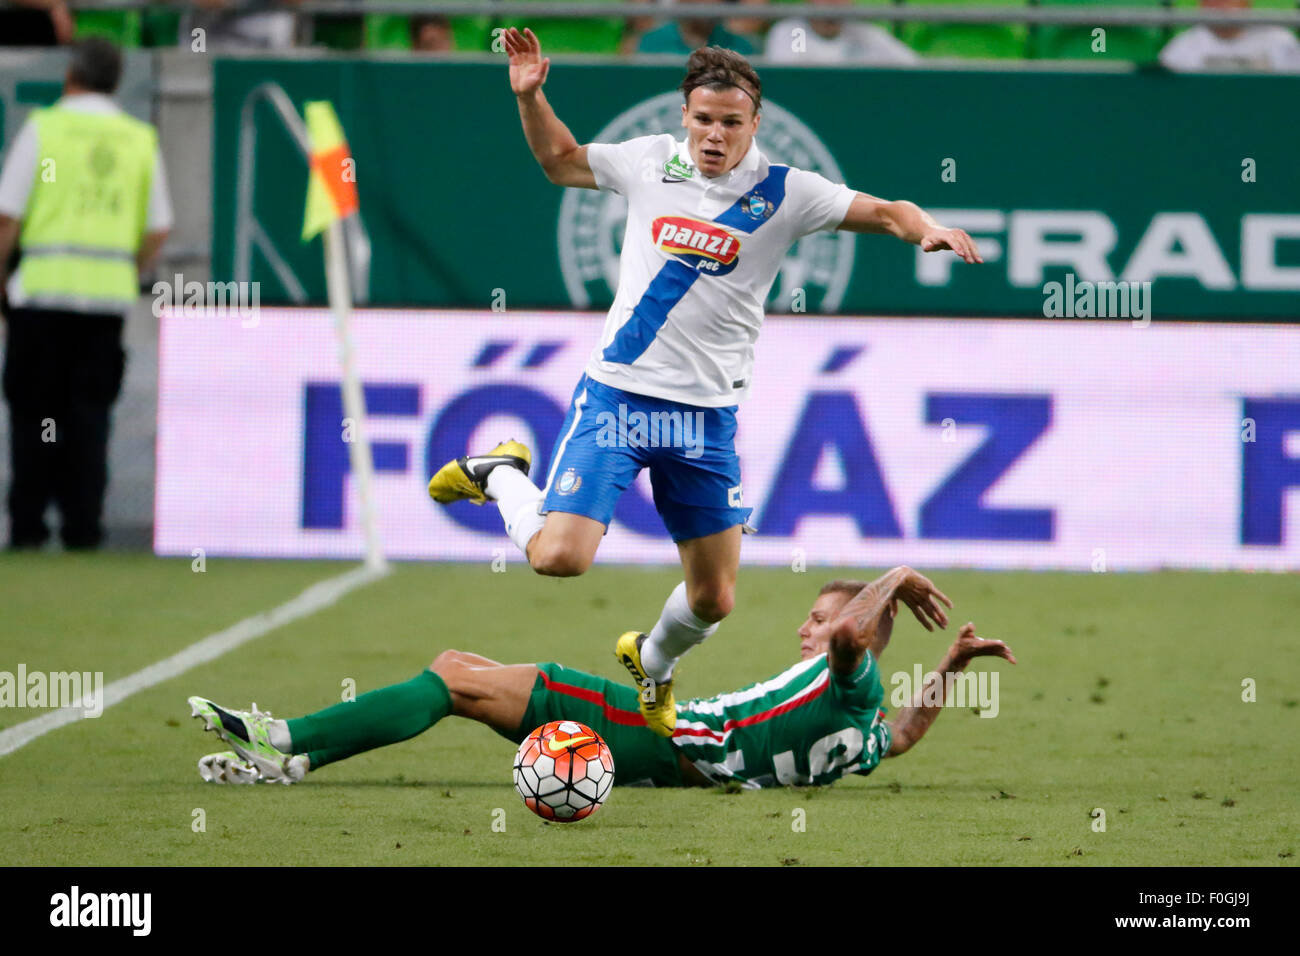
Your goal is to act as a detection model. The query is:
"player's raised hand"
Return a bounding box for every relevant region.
[504,27,550,97]
[951,622,1017,665]
[890,567,953,631]
[919,227,983,265]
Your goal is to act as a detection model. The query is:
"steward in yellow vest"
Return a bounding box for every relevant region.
[0,38,172,550]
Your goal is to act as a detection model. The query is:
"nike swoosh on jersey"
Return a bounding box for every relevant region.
[661,177,689,183]
[546,735,594,753]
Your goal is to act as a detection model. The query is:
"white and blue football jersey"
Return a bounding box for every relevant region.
[583,135,856,408]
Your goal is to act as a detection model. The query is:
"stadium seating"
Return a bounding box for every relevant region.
[364,12,493,52]
[74,11,142,47]
[1031,0,1166,63]
[365,1,622,53]
[766,0,905,35]
[900,0,1030,58]
[497,0,625,54]
[73,8,181,47]
[57,0,1297,59]
[315,16,365,49]
[449,17,494,52]
[1172,0,1298,8]
[363,1,623,54]
[142,9,181,46]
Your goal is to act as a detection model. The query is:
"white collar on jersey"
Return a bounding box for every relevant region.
[55,92,122,115]
[675,136,761,184]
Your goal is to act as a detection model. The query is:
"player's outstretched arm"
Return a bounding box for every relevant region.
[505,27,598,189]
[826,566,952,676]
[884,623,1016,757]
[836,192,983,264]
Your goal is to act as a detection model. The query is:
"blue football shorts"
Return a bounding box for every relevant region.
[540,374,754,543]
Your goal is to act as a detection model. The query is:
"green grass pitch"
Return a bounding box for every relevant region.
[1,552,1296,866]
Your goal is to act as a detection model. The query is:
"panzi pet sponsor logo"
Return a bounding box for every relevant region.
[653,216,739,275]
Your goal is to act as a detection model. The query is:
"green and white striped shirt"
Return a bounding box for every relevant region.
[671,652,891,789]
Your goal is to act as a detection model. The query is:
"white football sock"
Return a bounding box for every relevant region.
[642,581,719,682]
[268,719,292,753]
[487,466,546,556]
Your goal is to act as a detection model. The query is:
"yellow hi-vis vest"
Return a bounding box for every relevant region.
[19,105,157,313]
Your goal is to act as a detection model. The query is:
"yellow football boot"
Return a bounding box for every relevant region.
[427,440,532,505]
[615,631,676,738]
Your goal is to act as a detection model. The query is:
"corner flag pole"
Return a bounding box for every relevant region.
[303,101,386,573]
[324,220,385,572]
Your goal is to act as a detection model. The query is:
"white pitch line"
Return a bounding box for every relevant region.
[0,561,390,759]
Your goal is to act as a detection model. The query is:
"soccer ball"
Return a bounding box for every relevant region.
[513,720,614,822]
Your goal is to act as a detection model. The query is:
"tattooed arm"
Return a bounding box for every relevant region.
[826,566,952,677]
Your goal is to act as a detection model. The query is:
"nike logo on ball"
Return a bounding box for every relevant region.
[546,735,593,753]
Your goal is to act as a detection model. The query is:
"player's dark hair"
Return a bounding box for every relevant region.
[680,46,762,116]
[818,579,869,601]
[67,38,123,95]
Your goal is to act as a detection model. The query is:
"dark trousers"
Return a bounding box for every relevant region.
[2,308,126,549]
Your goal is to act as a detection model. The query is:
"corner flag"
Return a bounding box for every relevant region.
[298,99,385,572]
[302,100,359,242]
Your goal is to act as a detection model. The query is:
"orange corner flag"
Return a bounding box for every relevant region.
[302,100,359,241]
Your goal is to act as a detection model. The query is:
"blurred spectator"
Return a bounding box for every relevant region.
[0,0,75,45]
[411,14,454,52]
[623,0,660,54]
[364,9,494,53]
[625,0,765,54]
[1160,0,1300,71]
[765,0,919,64]
[637,0,757,54]
[723,0,777,39]
[180,0,301,50]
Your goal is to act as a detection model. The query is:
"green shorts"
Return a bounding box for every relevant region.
[499,663,684,788]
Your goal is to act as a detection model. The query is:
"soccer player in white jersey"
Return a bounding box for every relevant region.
[428,30,983,738]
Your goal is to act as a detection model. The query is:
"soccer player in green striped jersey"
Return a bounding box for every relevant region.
[188,567,1016,788]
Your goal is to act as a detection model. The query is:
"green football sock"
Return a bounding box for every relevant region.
[286,669,453,770]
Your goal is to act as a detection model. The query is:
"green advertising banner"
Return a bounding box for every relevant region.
[212,58,1300,318]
